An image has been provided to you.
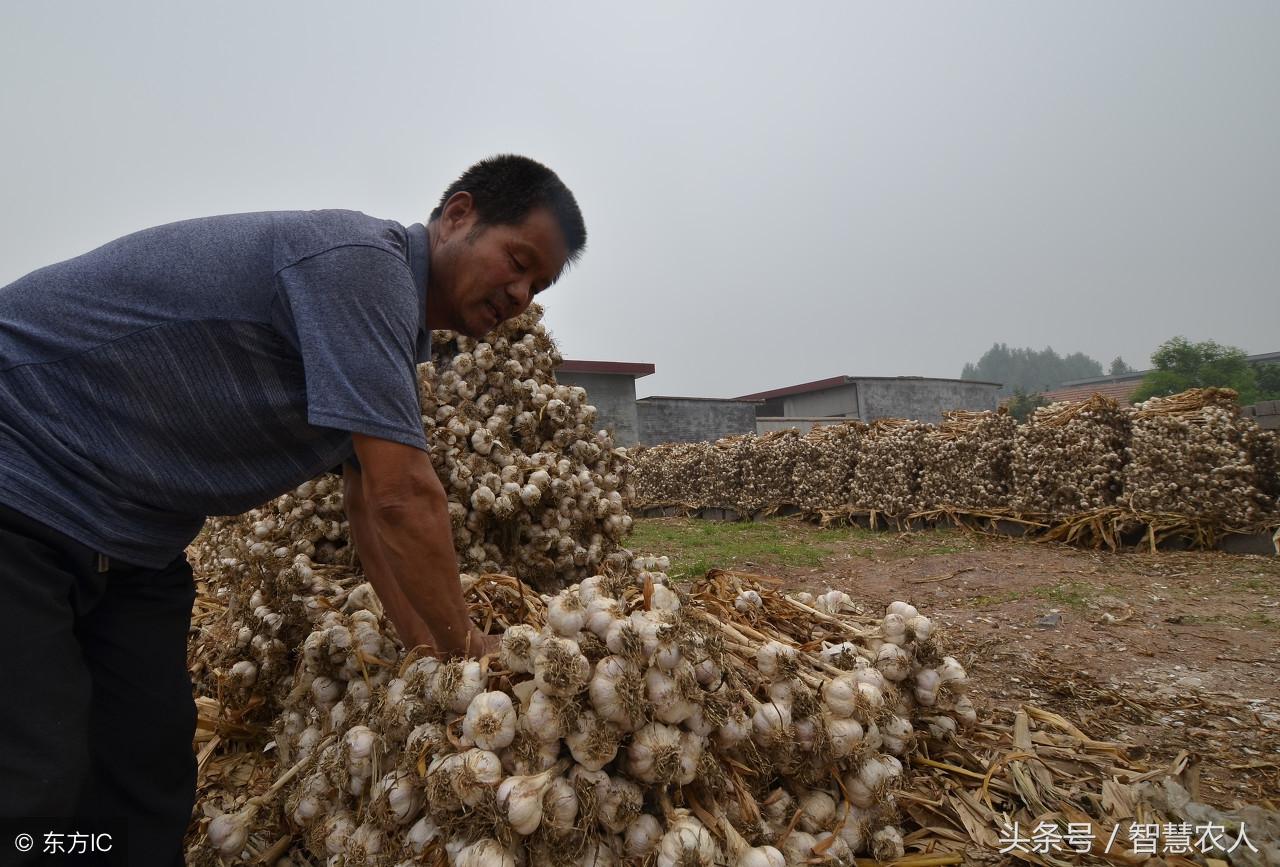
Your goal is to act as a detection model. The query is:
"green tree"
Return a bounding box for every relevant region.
[1108,356,1134,376]
[1255,363,1280,401]
[1131,337,1259,404]
[1006,390,1049,423]
[962,343,1103,396]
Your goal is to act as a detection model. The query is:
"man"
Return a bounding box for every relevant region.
[0,154,585,863]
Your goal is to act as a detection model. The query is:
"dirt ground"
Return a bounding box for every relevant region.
[631,517,1280,808]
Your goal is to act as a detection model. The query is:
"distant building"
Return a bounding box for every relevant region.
[1042,350,1280,406]
[736,375,1001,427]
[636,396,759,445]
[555,360,654,446]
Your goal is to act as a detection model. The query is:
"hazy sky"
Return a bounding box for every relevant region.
[2,3,1276,398]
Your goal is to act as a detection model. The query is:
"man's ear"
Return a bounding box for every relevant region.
[439,192,476,239]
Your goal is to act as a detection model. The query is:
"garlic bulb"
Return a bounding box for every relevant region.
[462,691,517,751]
[796,789,837,832]
[656,814,719,867]
[779,831,817,865]
[207,807,253,856]
[627,722,683,783]
[937,656,968,692]
[816,589,852,614]
[565,710,621,772]
[499,624,541,673]
[751,700,792,746]
[405,816,440,855]
[456,838,516,867]
[738,846,785,867]
[454,749,504,806]
[625,813,663,859]
[874,644,911,682]
[595,775,643,834]
[872,826,906,861]
[649,582,681,613]
[542,776,579,833]
[496,768,556,835]
[521,689,565,742]
[546,590,587,636]
[589,655,645,730]
[734,589,763,612]
[433,659,485,713]
[825,714,865,759]
[756,641,797,680]
[532,636,590,696]
[822,673,859,718]
[886,600,919,620]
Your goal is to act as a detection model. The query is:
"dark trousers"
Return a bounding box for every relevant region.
[0,505,196,866]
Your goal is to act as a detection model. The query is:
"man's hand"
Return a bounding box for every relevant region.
[344,435,478,658]
[468,627,501,659]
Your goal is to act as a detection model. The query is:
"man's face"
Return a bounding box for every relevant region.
[432,196,570,339]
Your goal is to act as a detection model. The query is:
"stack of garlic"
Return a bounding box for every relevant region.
[918,410,1015,512]
[790,422,865,514]
[738,430,803,514]
[1124,390,1274,524]
[631,443,704,508]
[188,303,635,721]
[851,420,932,516]
[193,567,974,866]
[196,303,633,594]
[1011,396,1131,515]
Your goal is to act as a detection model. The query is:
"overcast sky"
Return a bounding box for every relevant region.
[2,2,1276,398]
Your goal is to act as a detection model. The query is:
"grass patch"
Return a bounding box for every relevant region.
[1033,581,1095,608]
[966,591,1021,607]
[628,517,870,578]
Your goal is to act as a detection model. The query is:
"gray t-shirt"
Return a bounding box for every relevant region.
[0,210,432,568]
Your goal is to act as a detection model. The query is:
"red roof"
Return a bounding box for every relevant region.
[735,376,853,402]
[1041,380,1140,405]
[557,359,655,378]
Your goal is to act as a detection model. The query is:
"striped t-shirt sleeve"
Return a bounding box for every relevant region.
[273,245,427,450]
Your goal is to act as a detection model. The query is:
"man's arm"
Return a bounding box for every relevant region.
[343,460,434,652]
[346,433,493,658]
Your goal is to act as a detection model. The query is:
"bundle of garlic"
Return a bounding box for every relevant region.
[738,430,804,514]
[918,410,1015,511]
[189,565,975,866]
[631,442,708,508]
[196,303,633,591]
[1011,395,1131,515]
[188,304,636,720]
[1124,389,1273,524]
[851,420,932,516]
[790,422,864,514]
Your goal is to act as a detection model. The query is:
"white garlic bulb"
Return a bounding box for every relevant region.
[462,691,517,751]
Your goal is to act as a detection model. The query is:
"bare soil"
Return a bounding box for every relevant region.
[636,517,1280,807]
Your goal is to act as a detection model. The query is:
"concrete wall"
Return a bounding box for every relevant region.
[638,398,758,445]
[1244,401,1280,431]
[783,383,861,418]
[554,371,640,445]
[853,378,999,423]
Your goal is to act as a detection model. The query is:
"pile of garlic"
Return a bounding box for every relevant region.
[189,304,636,719]
[632,390,1277,529]
[1124,390,1274,524]
[1010,396,1132,515]
[918,410,1016,511]
[790,422,865,514]
[850,420,932,516]
[194,568,975,866]
[196,303,633,593]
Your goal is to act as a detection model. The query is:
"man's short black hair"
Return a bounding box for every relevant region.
[430,154,587,264]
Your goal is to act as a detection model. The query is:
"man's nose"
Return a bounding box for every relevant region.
[505,281,533,312]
